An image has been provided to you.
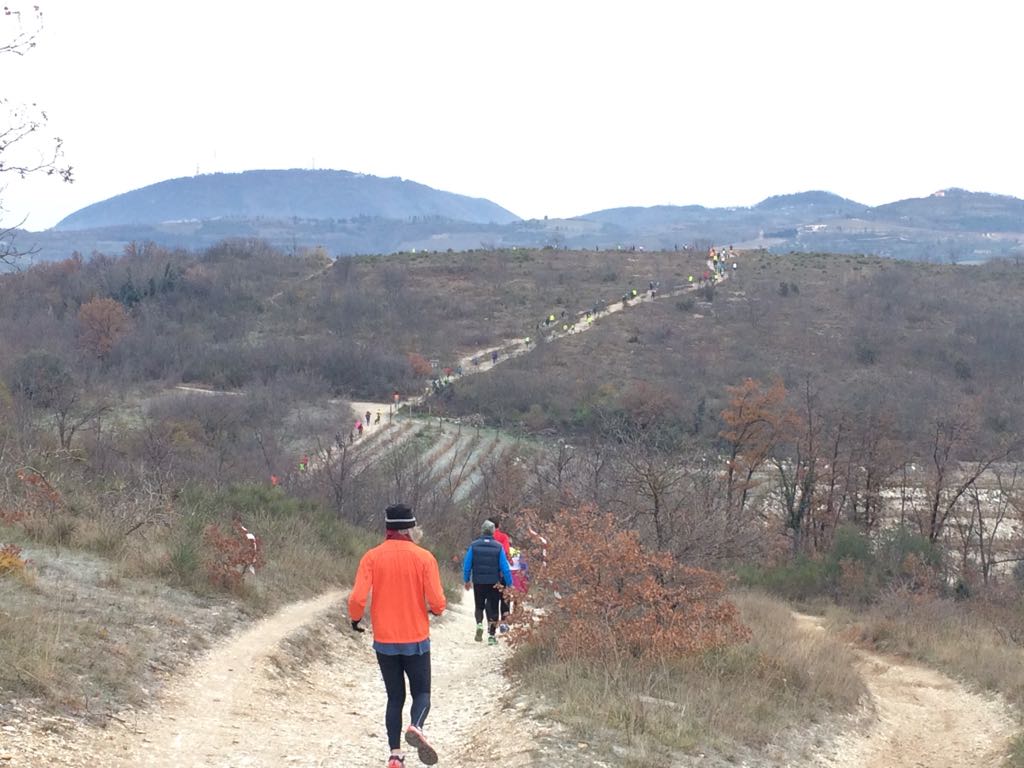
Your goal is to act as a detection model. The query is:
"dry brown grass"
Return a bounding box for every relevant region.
[509,590,866,762]
[0,534,246,719]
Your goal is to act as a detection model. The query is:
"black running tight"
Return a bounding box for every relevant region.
[473,583,502,627]
[376,651,431,750]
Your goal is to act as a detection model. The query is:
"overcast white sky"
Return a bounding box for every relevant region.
[3,0,1023,229]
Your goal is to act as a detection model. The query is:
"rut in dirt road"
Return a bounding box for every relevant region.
[796,614,1017,768]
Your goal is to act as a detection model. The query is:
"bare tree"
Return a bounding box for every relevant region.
[918,411,1021,543]
[614,424,687,549]
[968,466,1023,585]
[1,5,74,267]
[770,379,815,554]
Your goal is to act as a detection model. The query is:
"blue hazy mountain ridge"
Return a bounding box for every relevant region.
[866,188,1024,232]
[581,191,867,226]
[752,191,868,215]
[16,182,1024,265]
[54,169,521,231]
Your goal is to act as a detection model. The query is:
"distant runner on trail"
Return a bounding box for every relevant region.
[366,410,373,429]
[349,504,446,768]
[491,349,498,364]
[462,520,513,646]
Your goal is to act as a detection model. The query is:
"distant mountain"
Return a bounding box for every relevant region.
[13,181,1024,267]
[578,191,866,237]
[868,188,1024,232]
[580,204,709,226]
[754,190,867,216]
[55,169,520,231]
[567,188,1024,261]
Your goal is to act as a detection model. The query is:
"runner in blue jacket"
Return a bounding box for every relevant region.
[462,520,513,645]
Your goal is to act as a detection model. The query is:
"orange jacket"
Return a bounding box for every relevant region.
[348,539,447,644]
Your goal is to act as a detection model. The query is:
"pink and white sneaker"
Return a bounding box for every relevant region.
[404,724,438,765]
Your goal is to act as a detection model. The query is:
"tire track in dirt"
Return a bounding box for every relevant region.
[796,614,1017,768]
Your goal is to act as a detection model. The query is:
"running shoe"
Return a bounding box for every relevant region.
[386,756,405,768]
[404,725,438,766]
[487,635,498,646]
[498,622,510,634]
[474,623,483,642]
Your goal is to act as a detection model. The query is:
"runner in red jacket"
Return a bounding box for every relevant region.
[490,517,513,632]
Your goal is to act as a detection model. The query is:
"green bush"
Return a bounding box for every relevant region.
[823,525,873,580]
[875,525,941,582]
[735,556,827,601]
[167,537,202,585]
[739,524,940,605]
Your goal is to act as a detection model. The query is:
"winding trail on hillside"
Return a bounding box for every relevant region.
[267,259,336,306]
[796,613,1017,768]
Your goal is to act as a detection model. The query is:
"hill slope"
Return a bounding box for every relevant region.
[867,188,1024,232]
[54,169,520,230]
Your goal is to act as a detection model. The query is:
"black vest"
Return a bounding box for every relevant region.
[470,537,503,585]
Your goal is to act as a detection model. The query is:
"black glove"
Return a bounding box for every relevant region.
[351,619,365,633]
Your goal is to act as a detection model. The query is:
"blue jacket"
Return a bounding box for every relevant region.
[463,537,513,586]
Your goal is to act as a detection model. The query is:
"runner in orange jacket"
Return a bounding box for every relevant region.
[349,504,446,767]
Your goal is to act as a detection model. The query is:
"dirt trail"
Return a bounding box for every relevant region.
[64,591,536,768]
[796,614,1017,768]
[40,603,1017,768]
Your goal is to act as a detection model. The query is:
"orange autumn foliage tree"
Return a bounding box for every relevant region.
[77,297,131,359]
[719,377,798,516]
[520,506,749,661]
[407,352,433,378]
[0,544,29,577]
[202,520,264,591]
